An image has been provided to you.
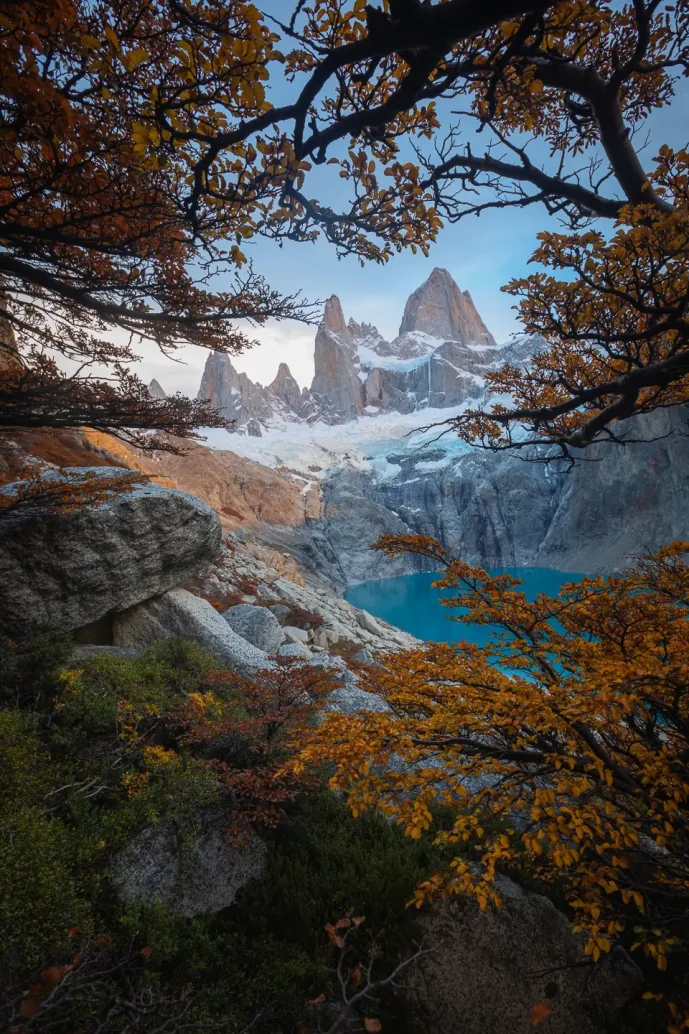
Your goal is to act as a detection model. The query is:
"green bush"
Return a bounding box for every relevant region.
[0,710,87,975]
[0,635,450,1032]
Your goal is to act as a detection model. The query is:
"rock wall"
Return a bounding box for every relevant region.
[399,266,495,344]
[253,408,689,586]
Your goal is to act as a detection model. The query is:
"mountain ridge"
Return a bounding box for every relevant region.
[197,268,540,435]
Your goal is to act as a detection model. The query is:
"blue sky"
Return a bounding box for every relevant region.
[133,8,688,397]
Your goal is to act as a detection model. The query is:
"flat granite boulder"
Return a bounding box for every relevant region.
[0,468,221,637]
[113,588,269,673]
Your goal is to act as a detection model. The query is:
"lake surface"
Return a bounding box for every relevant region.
[344,568,585,646]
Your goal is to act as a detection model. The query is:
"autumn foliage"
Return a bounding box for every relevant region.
[174,660,341,841]
[3,0,689,459]
[0,0,308,448]
[0,465,148,520]
[298,534,689,1023]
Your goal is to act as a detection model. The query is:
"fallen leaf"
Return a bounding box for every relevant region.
[532,1001,552,1024]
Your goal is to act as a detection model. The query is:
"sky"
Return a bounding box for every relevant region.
[120,7,688,398]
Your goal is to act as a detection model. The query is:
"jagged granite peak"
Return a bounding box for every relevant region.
[148,378,167,399]
[268,362,303,412]
[398,267,496,346]
[348,318,395,358]
[311,298,363,418]
[198,351,273,428]
[199,351,324,432]
[322,295,351,339]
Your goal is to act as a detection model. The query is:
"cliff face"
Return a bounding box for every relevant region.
[252,408,689,587]
[310,296,364,418]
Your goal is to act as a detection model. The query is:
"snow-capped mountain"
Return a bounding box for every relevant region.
[198,267,541,435]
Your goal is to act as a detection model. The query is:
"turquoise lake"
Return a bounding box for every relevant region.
[344,568,585,646]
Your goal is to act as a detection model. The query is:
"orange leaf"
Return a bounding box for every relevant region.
[325,923,345,948]
[20,998,42,1019]
[364,1019,382,1032]
[41,965,72,984]
[308,993,326,1005]
[532,1001,552,1024]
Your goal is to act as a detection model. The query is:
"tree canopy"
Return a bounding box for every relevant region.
[3,0,688,454]
[0,0,309,448]
[298,534,689,1027]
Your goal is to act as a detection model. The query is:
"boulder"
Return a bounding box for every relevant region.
[277,641,312,659]
[405,876,642,1034]
[112,805,266,917]
[0,469,221,637]
[312,627,329,649]
[356,609,382,635]
[282,625,310,644]
[269,604,292,624]
[223,604,284,654]
[113,588,269,673]
[353,647,376,665]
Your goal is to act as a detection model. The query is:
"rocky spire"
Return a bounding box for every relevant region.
[148,378,167,399]
[321,295,351,339]
[398,267,496,345]
[268,362,302,412]
[311,296,363,418]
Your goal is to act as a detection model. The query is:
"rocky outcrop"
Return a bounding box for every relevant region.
[406,875,642,1034]
[0,469,222,636]
[112,805,266,917]
[195,537,418,654]
[199,350,276,428]
[399,266,495,346]
[113,588,270,672]
[129,437,322,530]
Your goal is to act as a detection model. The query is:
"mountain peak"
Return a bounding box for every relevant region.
[148,378,167,399]
[273,362,294,382]
[322,295,349,337]
[398,268,495,345]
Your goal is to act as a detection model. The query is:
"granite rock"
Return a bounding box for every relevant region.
[112,805,266,917]
[223,603,284,654]
[0,469,221,636]
[406,875,642,1034]
[113,588,269,673]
